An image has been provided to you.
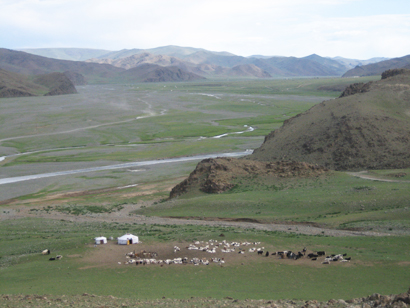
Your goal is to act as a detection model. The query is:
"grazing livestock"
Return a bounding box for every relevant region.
[317,251,326,256]
[307,253,318,259]
[265,251,269,257]
[56,255,63,260]
[49,257,56,261]
[311,257,317,261]
[42,249,50,255]
[257,250,263,255]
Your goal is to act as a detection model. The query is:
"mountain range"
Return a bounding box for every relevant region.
[1,45,409,98]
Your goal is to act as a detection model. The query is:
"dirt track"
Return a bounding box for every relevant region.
[0,201,390,237]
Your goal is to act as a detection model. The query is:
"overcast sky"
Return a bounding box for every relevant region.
[1,0,409,59]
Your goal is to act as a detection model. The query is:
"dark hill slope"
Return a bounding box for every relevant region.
[0,48,123,84]
[342,55,410,77]
[250,69,410,171]
[116,63,205,83]
[0,69,77,98]
[0,69,45,97]
[33,72,77,96]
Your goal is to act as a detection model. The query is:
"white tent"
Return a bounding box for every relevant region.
[117,234,139,245]
[94,236,107,245]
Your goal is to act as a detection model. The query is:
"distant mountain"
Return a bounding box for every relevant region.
[95,45,235,60]
[87,52,189,70]
[0,48,124,84]
[0,69,77,98]
[342,55,410,77]
[18,48,112,61]
[332,56,390,70]
[224,64,271,78]
[115,63,206,83]
[252,55,348,77]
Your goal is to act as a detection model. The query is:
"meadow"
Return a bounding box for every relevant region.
[1,75,408,302]
[0,218,409,300]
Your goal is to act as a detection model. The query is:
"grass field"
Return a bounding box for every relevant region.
[0,218,409,300]
[1,76,409,301]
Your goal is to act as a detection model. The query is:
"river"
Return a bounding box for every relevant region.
[0,150,252,185]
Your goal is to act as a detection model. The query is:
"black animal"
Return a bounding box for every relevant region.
[257,250,263,255]
[317,251,326,256]
[345,257,351,261]
[307,253,318,259]
[49,257,56,261]
[265,251,269,257]
[311,257,317,261]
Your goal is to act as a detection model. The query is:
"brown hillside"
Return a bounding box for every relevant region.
[170,158,328,198]
[117,63,205,83]
[0,69,76,97]
[33,72,77,96]
[250,69,410,171]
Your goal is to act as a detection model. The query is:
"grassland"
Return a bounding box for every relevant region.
[1,76,409,302]
[135,170,410,234]
[0,218,409,301]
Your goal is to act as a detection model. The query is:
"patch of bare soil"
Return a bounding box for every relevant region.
[347,171,410,183]
[78,239,353,270]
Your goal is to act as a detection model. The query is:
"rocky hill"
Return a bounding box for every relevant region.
[250,69,410,171]
[170,158,328,198]
[0,69,77,98]
[342,55,410,77]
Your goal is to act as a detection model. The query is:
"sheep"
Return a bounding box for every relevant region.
[49,257,56,261]
[56,255,63,260]
[42,249,50,255]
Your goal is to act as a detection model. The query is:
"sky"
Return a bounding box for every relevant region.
[1,0,410,59]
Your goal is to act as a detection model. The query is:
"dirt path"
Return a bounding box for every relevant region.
[0,202,390,237]
[346,171,410,183]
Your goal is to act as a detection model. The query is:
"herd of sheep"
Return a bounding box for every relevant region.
[117,239,352,266]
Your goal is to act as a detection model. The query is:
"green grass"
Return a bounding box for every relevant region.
[135,171,410,231]
[0,218,408,300]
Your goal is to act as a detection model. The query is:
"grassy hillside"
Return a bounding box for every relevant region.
[251,70,410,170]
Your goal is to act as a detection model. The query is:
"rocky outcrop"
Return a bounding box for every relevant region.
[381,68,410,79]
[170,158,328,198]
[339,82,372,98]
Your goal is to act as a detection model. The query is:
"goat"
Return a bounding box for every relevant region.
[49,257,56,261]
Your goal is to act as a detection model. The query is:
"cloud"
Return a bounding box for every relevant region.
[0,0,409,58]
